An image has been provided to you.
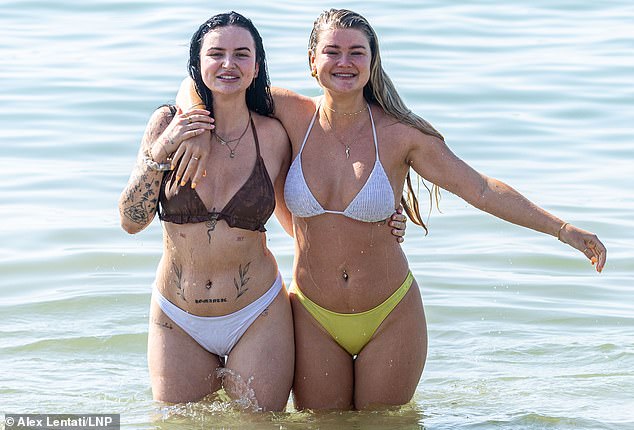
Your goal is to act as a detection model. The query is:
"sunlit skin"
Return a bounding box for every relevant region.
[311,29,371,101]
[119,23,294,410]
[200,27,259,98]
[175,20,607,412]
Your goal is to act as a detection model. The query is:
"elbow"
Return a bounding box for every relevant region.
[120,217,143,235]
[465,174,491,211]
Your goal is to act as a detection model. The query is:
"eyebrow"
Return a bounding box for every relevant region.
[323,44,367,50]
[206,46,252,52]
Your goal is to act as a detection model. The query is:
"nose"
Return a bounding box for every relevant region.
[222,54,234,68]
[338,53,353,67]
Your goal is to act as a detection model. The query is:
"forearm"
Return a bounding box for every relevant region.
[176,77,203,110]
[473,176,564,237]
[118,153,165,234]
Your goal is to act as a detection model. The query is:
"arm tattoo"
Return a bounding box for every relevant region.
[124,201,149,224]
[234,262,251,299]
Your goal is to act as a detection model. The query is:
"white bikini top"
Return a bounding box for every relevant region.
[284,102,396,222]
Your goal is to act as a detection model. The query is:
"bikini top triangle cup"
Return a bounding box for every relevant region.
[158,116,275,232]
[284,102,396,222]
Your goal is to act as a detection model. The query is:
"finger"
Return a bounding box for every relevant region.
[389,220,405,230]
[391,213,406,222]
[172,146,188,184]
[170,144,186,177]
[392,228,405,237]
[596,243,607,273]
[191,155,208,189]
[188,113,214,124]
[180,156,201,187]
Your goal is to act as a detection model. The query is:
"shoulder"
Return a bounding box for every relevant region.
[271,87,317,127]
[140,105,175,151]
[146,105,176,132]
[380,109,443,149]
[251,113,290,151]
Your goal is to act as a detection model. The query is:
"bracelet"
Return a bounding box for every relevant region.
[556,222,569,241]
[143,155,173,172]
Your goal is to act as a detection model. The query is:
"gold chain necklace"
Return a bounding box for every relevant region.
[323,109,366,159]
[323,103,367,116]
[214,112,251,159]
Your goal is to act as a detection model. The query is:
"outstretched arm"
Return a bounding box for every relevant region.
[407,132,606,272]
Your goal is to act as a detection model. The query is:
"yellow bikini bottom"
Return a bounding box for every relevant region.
[291,271,414,356]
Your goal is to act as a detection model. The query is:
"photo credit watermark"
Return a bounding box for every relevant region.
[4,414,119,430]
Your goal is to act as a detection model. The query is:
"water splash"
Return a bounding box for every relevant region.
[216,367,260,412]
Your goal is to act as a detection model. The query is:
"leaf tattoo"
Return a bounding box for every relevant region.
[234,262,251,299]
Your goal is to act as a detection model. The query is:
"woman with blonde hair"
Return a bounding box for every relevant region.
[176,8,606,410]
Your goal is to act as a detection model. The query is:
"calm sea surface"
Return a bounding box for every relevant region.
[1,1,633,429]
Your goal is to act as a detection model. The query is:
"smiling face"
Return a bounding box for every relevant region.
[200,25,259,96]
[310,28,371,95]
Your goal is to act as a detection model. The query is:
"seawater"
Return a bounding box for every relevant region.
[1,1,633,429]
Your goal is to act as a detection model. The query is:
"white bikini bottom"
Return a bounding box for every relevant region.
[152,272,282,356]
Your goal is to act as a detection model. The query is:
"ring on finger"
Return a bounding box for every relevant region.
[583,247,588,252]
[188,116,192,124]
[192,156,200,161]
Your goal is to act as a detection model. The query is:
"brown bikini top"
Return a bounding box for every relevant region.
[158,116,275,232]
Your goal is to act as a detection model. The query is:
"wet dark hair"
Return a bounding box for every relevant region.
[188,11,274,117]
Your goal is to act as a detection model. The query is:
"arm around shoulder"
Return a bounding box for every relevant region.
[118,106,174,234]
[263,116,294,237]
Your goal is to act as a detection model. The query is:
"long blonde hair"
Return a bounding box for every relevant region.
[309,8,443,233]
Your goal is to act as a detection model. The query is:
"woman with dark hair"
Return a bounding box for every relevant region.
[118,12,294,409]
[176,8,607,411]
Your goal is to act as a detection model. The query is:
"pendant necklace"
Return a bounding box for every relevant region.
[323,108,366,159]
[214,112,251,159]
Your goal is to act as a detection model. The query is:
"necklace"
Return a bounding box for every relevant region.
[323,109,364,159]
[214,112,251,158]
[323,103,367,116]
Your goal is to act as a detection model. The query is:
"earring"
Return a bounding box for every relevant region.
[311,70,317,78]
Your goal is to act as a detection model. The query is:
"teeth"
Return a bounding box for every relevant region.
[334,73,354,77]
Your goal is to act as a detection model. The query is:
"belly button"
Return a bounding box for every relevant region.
[342,270,349,282]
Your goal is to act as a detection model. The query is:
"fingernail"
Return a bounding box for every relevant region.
[180,180,186,186]
[191,182,197,189]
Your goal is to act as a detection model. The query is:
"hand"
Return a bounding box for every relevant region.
[165,108,214,189]
[559,223,607,273]
[389,206,407,243]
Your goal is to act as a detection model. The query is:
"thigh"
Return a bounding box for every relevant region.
[290,291,354,411]
[224,287,294,412]
[147,298,223,404]
[354,280,428,410]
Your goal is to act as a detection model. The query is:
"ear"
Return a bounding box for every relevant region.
[308,50,317,77]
